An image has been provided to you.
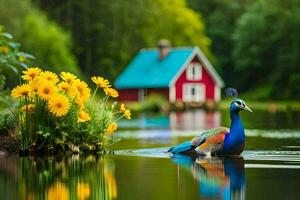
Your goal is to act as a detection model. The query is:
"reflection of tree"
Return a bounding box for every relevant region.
[172,155,246,199]
[0,155,117,200]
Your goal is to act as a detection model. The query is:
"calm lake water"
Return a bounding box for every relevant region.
[1,110,300,199]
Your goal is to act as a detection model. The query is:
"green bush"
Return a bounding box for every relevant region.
[129,94,167,112]
[19,14,80,75]
[0,0,80,78]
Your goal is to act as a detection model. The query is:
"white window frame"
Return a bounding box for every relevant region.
[182,83,205,102]
[186,63,202,80]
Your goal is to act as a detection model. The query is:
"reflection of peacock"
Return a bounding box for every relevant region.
[172,155,246,199]
[169,89,252,156]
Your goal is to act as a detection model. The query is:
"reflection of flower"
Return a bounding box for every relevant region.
[46,181,69,200]
[77,182,91,200]
[104,167,117,199]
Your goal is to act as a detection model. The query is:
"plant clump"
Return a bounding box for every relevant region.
[11,67,131,155]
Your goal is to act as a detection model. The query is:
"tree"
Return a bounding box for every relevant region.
[0,0,80,75]
[187,0,250,86]
[233,0,300,99]
[32,0,213,81]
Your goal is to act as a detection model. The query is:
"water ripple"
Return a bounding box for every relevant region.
[115,148,300,168]
[116,129,300,139]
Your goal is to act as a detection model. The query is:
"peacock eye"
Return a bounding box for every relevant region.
[236,101,241,105]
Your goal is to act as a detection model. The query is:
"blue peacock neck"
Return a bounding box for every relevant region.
[229,110,245,144]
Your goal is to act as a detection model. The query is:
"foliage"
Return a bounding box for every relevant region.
[232,0,300,99]
[0,103,15,133]
[32,0,212,80]
[11,67,131,154]
[0,0,80,77]
[0,27,34,87]
[128,94,168,113]
[187,0,250,84]
[0,29,32,133]
[188,0,299,100]
[18,14,79,75]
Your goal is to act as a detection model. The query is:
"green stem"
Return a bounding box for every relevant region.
[115,114,125,122]
[91,87,99,104]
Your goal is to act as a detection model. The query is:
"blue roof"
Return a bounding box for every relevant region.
[115,48,194,89]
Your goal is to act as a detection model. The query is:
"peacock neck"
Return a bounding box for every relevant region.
[229,111,245,139]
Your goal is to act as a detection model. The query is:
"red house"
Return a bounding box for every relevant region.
[115,43,224,103]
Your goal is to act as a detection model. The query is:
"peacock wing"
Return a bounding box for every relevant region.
[192,127,229,153]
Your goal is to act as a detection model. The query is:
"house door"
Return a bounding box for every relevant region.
[182,83,205,102]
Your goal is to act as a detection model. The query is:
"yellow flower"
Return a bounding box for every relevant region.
[120,104,126,112]
[48,94,70,117]
[77,110,91,123]
[76,182,90,200]
[11,84,32,98]
[91,76,111,89]
[30,78,41,93]
[74,80,91,103]
[22,67,42,81]
[46,181,70,200]
[38,82,57,100]
[0,45,9,54]
[66,85,79,99]
[60,72,77,84]
[58,82,71,93]
[124,109,131,120]
[106,122,118,134]
[40,71,59,84]
[104,87,119,98]
[20,104,36,112]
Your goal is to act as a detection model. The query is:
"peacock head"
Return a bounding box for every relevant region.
[230,98,252,113]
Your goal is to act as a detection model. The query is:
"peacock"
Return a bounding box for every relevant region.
[168,89,252,156]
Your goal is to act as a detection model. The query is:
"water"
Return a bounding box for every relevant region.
[0,110,300,199]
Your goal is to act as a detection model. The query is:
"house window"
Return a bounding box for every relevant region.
[182,83,205,102]
[187,63,202,80]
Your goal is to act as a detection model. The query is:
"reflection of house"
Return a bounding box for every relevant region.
[115,40,224,103]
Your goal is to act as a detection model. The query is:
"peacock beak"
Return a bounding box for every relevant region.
[244,105,252,112]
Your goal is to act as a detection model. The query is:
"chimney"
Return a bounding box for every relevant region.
[158,39,171,60]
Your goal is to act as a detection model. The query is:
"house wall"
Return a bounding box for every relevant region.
[118,88,169,101]
[118,89,139,101]
[174,56,215,102]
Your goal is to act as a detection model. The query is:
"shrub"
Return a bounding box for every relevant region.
[11,67,131,155]
[129,94,167,112]
[0,28,32,133]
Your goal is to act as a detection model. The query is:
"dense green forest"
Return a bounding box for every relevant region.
[0,0,299,100]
